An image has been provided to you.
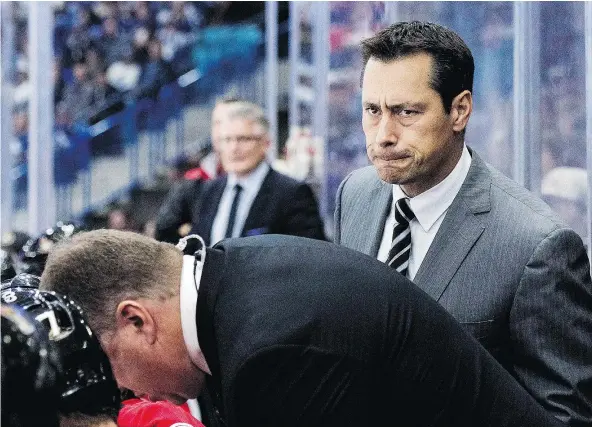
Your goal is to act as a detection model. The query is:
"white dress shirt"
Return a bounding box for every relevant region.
[377,145,472,280]
[180,254,210,375]
[180,254,210,420]
[210,161,270,245]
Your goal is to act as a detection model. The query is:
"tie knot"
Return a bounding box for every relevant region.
[234,184,243,193]
[394,198,415,224]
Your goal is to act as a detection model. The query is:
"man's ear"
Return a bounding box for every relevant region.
[115,300,157,345]
[450,90,473,133]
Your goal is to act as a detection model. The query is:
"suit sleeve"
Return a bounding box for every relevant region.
[279,183,327,241]
[229,321,565,427]
[511,227,592,426]
[229,346,370,427]
[155,180,201,243]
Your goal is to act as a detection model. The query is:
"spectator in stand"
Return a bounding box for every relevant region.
[60,60,96,124]
[156,12,195,62]
[89,69,122,124]
[132,1,157,35]
[132,27,151,67]
[85,47,107,82]
[117,2,138,35]
[97,17,133,66]
[63,6,100,69]
[169,1,204,32]
[134,38,174,99]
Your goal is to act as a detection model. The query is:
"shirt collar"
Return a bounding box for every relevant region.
[179,255,211,375]
[392,145,472,232]
[227,160,270,190]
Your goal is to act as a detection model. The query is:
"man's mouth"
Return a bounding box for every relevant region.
[378,153,411,161]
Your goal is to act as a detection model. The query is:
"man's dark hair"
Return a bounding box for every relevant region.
[361,21,474,113]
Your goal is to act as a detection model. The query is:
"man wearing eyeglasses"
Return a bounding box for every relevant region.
[191,101,326,246]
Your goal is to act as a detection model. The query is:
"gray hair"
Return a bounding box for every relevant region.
[40,229,183,337]
[226,101,269,133]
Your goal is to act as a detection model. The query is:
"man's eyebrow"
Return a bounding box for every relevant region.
[386,102,427,110]
[362,101,380,108]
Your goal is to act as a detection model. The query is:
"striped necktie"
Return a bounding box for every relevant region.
[387,198,415,277]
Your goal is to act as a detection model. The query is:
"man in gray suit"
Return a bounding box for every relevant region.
[334,21,592,426]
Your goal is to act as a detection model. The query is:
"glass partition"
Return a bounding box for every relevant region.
[290,1,590,254]
[537,2,588,242]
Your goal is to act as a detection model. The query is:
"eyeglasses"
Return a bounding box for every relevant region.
[219,135,265,144]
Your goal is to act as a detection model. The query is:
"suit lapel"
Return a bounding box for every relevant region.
[197,177,227,245]
[342,173,392,257]
[367,183,392,257]
[241,169,274,235]
[413,150,491,301]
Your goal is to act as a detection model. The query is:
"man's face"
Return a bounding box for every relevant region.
[73,64,88,82]
[100,302,206,405]
[362,53,467,196]
[218,118,270,177]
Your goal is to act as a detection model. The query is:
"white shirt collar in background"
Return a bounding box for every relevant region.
[227,159,270,191]
[210,161,270,244]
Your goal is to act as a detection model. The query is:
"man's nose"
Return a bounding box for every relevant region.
[376,116,400,147]
[226,139,240,150]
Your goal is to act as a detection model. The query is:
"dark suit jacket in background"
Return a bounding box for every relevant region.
[155,178,205,244]
[196,235,562,427]
[192,168,326,245]
[334,148,592,426]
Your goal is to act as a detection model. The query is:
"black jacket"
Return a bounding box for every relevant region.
[192,168,326,245]
[196,235,563,427]
[155,178,205,244]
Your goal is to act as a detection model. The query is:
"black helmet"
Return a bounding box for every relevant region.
[1,303,62,427]
[1,272,41,290]
[19,222,84,276]
[0,284,121,416]
[1,249,16,282]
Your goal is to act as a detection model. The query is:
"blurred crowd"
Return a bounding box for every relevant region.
[14,2,200,130]
[10,0,269,160]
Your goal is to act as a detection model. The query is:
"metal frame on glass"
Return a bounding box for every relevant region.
[585,1,592,259]
[513,2,542,192]
[265,1,279,160]
[27,2,56,235]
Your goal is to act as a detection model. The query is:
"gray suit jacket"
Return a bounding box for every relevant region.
[334,149,592,426]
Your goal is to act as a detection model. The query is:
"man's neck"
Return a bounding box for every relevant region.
[401,141,465,197]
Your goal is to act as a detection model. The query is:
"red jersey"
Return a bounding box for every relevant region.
[183,167,210,181]
[118,398,205,427]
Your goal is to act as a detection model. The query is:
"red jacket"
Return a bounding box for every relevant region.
[118,398,205,427]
